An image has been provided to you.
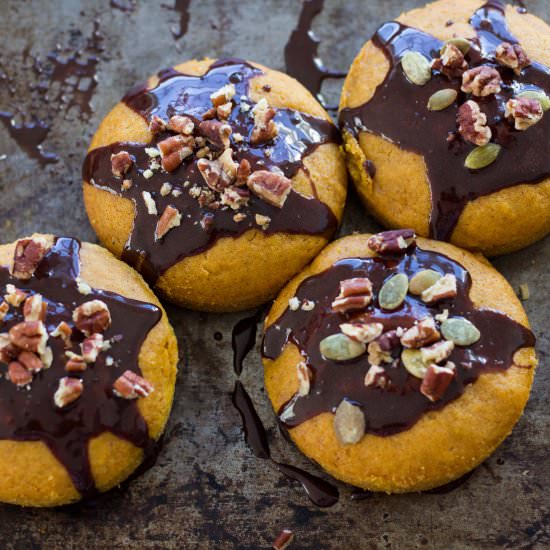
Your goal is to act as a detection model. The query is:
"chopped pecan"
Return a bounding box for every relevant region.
[121,179,133,191]
[0,301,8,321]
[233,212,247,223]
[210,83,236,107]
[18,350,44,372]
[461,66,502,97]
[420,339,455,365]
[197,157,232,192]
[235,159,251,186]
[4,285,27,307]
[54,377,83,408]
[421,274,457,303]
[200,212,215,233]
[340,322,383,344]
[167,115,194,135]
[216,102,233,120]
[364,364,387,388]
[273,529,294,550]
[432,43,468,78]
[199,120,232,149]
[251,98,278,145]
[158,135,194,172]
[505,97,544,130]
[65,352,87,372]
[110,151,133,177]
[367,340,393,366]
[400,317,441,349]
[142,191,158,215]
[495,42,531,74]
[8,361,33,386]
[155,205,182,241]
[160,182,173,196]
[201,107,217,120]
[367,229,416,255]
[73,300,111,336]
[23,294,47,322]
[377,329,402,352]
[221,187,250,210]
[255,213,271,230]
[420,362,456,402]
[148,115,167,135]
[113,370,154,399]
[457,100,492,146]
[9,320,48,354]
[51,321,73,347]
[11,238,48,281]
[247,170,291,208]
[296,361,311,397]
[0,333,18,364]
[81,333,106,363]
[331,278,373,313]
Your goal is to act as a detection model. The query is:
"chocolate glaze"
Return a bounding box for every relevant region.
[263,245,534,434]
[232,310,263,376]
[83,59,339,284]
[162,0,191,41]
[285,0,346,115]
[0,237,161,498]
[339,1,550,241]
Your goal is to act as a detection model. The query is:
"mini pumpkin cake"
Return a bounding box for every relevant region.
[262,230,536,492]
[0,235,178,506]
[339,0,550,256]
[83,58,347,312]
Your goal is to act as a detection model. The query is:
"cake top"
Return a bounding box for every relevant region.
[0,236,160,497]
[263,230,535,444]
[340,0,550,241]
[83,59,339,283]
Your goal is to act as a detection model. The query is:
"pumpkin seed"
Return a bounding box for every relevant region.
[441,317,481,346]
[409,270,442,295]
[401,51,432,86]
[441,37,471,55]
[465,143,501,170]
[334,400,365,444]
[427,89,458,111]
[401,349,428,379]
[517,89,550,111]
[320,333,366,361]
[379,273,409,310]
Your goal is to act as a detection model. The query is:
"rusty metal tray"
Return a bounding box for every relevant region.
[0,0,548,548]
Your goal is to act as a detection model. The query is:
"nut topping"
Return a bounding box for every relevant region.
[461,66,502,97]
[420,362,456,402]
[167,115,194,135]
[464,143,502,170]
[251,98,279,145]
[495,42,531,74]
[210,83,236,107]
[17,351,43,373]
[81,333,106,363]
[432,43,468,78]
[340,321,383,344]
[457,100,492,146]
[199,120,232,149]
[320,333,366,361]
[378,273,409,310]
[409,269,442,295]
[364,365,387,388]
[8,361,33,386]
[296,362,311,397]
[400,317,441,349]
[332,278,373,313]
[9,321,48,354]
[197,157,233,192]
[110,151,133,177]
[367,229,415,255]
[158,135,194,172]
[148,115,167,135]
[23,294,47,322]
[11,238,48,281]
[247,170,292,208]
[421,274,457,303]
[235,158,251,186]
[51,321,72,347]
[65,352,88,373]
[334,399,365,445]
[73,300,111,336]
[505,97,544,130]
[113,370,154,399]
[367,340,393,366]
[155,205,182,241]
[272,529,294,550]
[54,377,83,408]
[221,187,250,210]
[401,51,432,86]
[420,339,455,365]
[0,301,9,321]
[4,285,27,307]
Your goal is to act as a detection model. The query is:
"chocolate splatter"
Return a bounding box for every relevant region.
[162,0,191,41]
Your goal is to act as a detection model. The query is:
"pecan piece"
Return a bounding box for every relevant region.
[210,83,236,107]
[461,66,502,97]
[296,361,311,397]
[221,187,250,210]
[51,321,73,347]
[367,229,416,255]
[216,102,233,120]
[158,135,194,172]
[155,205,182,241]
[167,115,194,135]
[65,352,88,372]
[457,100,492,146]
[23,294,47,322]
[113,370,154,399]
[247,170,291,208]
[54,377,83,408]
[367,340,393,366]
[73,300,111,336]
[11,238,48,281]
[420,339,455,365]
[0,301,8,321]
[505,97,544,130]
[81,333,107,363]
[421,274,457,303]
[340,321,383,344]
[18,351,44,372]
[198,120,232,149]
[0,333,18,364]
[197,157,233,192]
[495,42,531,74]
[331,278,373,313]
[273,529,294,550]
[251,98,278,145]
[364,364,387,388]
[235,158,251,186]
[432,43,468,78]
[420,362,456,402]
[4,285,27,307]
[8,361,33,386]
[148,115,167,135]
[111,151,133,177]
[9,320,48,354]
[400,317,441,349]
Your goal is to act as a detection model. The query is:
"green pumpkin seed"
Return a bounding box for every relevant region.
[379,273,409,310]
[401,51,432,86]
[441,317,481,346]
[517,90,550,111]
[427,89,458,111]
[441,37,471,55]
[320,333,366,361]
[401,349,428,379]
[465,143,501,170]
[409,269,442,295]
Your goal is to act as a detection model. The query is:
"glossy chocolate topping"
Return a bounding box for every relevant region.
[0,238,161,497]
[339,1,550,240]
[83,59,339,284]
[262,244,534,434]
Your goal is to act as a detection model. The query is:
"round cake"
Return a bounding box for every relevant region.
[262,230,536,492]
[83,58,347,312]
[339,0,550,256]
[0,235,178,506]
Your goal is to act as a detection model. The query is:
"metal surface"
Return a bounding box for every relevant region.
[0,1,548,548]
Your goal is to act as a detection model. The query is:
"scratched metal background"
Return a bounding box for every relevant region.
[0,0,548,548]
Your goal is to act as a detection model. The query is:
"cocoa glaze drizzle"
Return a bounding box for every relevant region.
[162,0,191,41]
[339,1,550,241]
[232,310,263,376]
[263,245,534,434]
[0,238,161,498]
[285,0,346,115]
[83,59,339,284]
